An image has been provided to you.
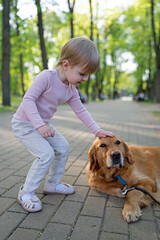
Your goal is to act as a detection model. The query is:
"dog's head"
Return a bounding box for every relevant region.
[88,136,134,173]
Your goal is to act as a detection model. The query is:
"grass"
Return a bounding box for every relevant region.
[0,105,18,113]
[151,111,160,122]
[0,95,22,113]
[137,100,156,104]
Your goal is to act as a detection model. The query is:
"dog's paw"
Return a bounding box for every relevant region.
[122,207,142,223]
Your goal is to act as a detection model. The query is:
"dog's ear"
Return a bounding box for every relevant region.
[88,144,100,171]
[127,150,135,164]
[122,140,135,165]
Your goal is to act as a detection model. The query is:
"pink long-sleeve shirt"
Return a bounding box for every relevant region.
[13,69,101,135]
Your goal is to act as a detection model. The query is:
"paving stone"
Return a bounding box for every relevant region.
[64,161,72,170]
[65,165,83,176]
[8,228,40,240]
[8,202,28,214]
[36,180,45,194]
[0,211,26,239]
[129,220,158,240]
[88,188,108,198]
[42,194,65,205]
[20,204,57,230]
[0,197,16,215]
[81,196,106,217]
[67,155,77,163]
[2,183,20,198]
[153,210,160,233]
[51,201,82,224]
[0,168,16,181]
[8,161,28,170]
[0,157,20,164]
[100,232,128,240]
[141,205,154,220]
[0,175,24,189]
[72,159,88,167]
[106,195,125,208]
[75,173,89,186]
[39,222,72,240]
[0,188,7,195]
[13,165,30,176]
[102,207,128,234]
[61,175,77,185]
[0,100,160,240]
[65,185,89,202]
[70,215,101,240]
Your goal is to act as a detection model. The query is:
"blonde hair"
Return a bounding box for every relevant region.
[56,37,100,74]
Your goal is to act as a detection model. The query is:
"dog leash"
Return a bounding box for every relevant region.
[116,175,160,206]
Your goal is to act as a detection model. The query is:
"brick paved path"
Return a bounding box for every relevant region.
[0,100,160,240]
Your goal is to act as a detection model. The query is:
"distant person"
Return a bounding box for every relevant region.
[134,92,145,101]
[11,37,115,212]
[138,92,145,101]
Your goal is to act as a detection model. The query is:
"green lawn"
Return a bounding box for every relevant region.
[0,105,18,113]
[151,111,160,122]
[0,95,22,113]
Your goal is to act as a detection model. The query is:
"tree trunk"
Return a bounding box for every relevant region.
[85,0,94,98]
[95,33,100,98]
[113,69,119,99]
[98,48,107,100]
[2,0,10,106]
[106,66,112,99]
[14,0,25,96]
[145,6,154,101]
[35,0,48,69]
[146,38,153,100]
[20,53,25,96]
[112,53,120,99]
[89,0,93,41]
[67,0,75,38]
[150,0,160,102]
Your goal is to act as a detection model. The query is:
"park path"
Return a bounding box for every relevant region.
[0,99,160,240]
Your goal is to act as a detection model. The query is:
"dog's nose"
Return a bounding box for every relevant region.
[111,151,121,164]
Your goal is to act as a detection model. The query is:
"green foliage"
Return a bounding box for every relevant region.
[1,0,159,103]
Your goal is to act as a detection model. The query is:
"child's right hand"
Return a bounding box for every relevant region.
[96,130,115,138]
[37,124,55,138]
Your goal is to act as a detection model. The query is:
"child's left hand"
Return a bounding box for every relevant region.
[96,130,115,138]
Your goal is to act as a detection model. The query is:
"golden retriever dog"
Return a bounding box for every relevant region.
[86,136,160,223]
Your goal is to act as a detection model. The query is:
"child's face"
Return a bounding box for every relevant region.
[64,63,89,87]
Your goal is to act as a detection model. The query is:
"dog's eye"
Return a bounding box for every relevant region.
[115,140,121,145]
[100,143,106,148]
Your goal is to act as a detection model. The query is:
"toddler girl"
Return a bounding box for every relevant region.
[12,37,115,212]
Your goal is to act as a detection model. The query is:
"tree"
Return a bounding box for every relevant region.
[151,0,160,102]
[89,0,93,41]
[67,0,75,38]
[35,0,48,69]
[85,0,93,98]
[3,0,148,102]
[2,0,10,106]
[14,0,25,96]
[122,2,155,99]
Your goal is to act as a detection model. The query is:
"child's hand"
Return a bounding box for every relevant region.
[96,130,115,138]
[37,124,55,138]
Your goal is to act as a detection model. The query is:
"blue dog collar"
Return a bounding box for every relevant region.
[116,175,127,186]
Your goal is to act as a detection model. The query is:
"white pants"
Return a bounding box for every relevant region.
[11,118,69,193]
